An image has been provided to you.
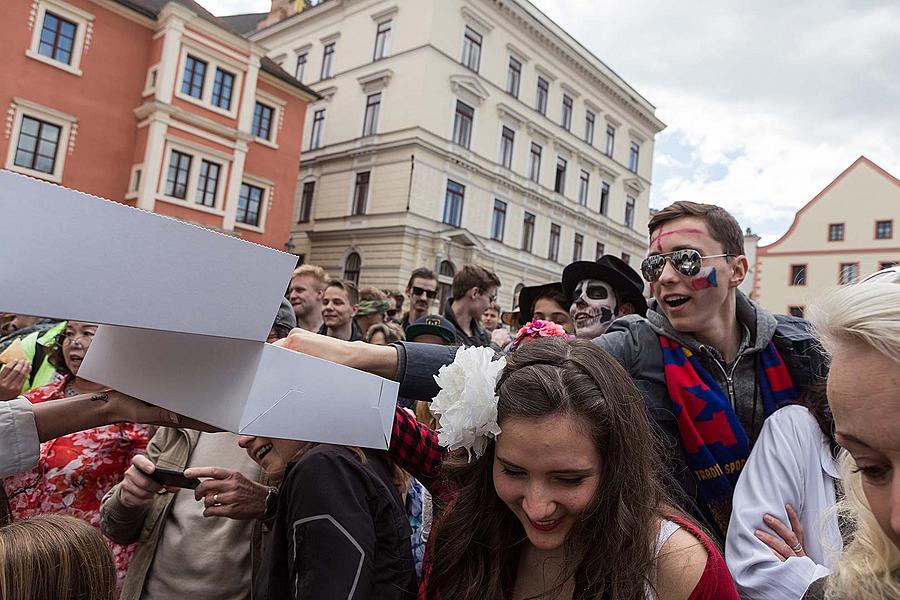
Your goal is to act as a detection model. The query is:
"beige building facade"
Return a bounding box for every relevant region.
[754,156,900,317]
[249,0,664,308]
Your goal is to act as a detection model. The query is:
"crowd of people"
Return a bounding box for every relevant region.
[0,200,899,599]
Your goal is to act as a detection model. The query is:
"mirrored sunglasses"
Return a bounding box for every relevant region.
[641,249,734,282]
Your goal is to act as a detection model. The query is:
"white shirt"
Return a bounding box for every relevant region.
[726,405,842,599]
[0,397,39,477]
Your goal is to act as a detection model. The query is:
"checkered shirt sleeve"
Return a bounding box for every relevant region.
[390,405,450,501]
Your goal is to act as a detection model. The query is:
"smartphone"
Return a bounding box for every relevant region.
[150,467,201,490]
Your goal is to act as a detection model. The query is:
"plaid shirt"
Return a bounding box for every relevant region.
[390,406,450,598]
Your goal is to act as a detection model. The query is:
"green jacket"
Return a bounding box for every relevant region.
[17,322,65,393]
[99,427,270,600]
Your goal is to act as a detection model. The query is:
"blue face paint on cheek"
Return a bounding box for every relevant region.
[691,266,718,291]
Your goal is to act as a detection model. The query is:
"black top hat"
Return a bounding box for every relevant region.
[561,255,647,316]
[516,282,566,327]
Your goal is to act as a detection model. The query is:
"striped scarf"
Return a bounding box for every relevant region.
[660,336,798,534]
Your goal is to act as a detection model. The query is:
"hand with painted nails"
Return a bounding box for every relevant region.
[754,503,806,561]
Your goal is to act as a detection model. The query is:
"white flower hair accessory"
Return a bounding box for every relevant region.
[430,345,507,460]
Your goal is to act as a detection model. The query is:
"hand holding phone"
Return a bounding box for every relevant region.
[150,467,201,490]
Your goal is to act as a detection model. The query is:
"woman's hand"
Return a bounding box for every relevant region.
[755,503,806,561]
[0,359,30,401]
[186,466,268,520]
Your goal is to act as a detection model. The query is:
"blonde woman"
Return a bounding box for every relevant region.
[801,266,900,599]
[0,513,116,600]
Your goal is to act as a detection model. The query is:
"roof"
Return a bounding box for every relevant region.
[220,12,267,35]
[113,0,318,98]
[760,155,900,253]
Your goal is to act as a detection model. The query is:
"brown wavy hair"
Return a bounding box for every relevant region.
[427,337,669,600]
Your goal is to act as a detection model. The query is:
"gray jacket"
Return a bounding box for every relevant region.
[394,292,827,543]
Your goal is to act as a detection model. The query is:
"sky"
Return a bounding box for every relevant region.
[197,0,900,244]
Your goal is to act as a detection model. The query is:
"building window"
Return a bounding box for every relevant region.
[578,170,589,206]
[164,150,192,199]
[298,181,315,223]
[461,26,482,72]
[294,53,307,82]
[621,252,631,265]
[605,124,615,157]
[561,95,573,131]
[352,171,370,215]
[876,220,893,240]
[788,306,805,318]
[506,56,521,97]
[13,116,61,175]
[321,42,335,79]
[181,55,207,99]
[828,223,845,241]
[491,199,507,242]
[625,195,636,228]
[195,160,221,207]
[211,68,235,110]
[499,126,515,169]
[438,260,456,313]
[554,157,567,195]
[252,102,274,140]
[536,77,549,115]
[373,20,392,60]
[629,142,640,173]
[38,11,77,65]
[573,233,583,262]
[880,261,900,270]
[595,241,605,260]
[452,100,474,148]
[600,181,610,215]
[344,252,361,285]
[528,143,542,182]
[362,92,381,137]
[585,110,595,145]
[548,223,561,262]
[790,264,807,286]
[237,183,264,227]
[310,109,325,149]
[443,180,465,227]
[839,262,859,285]
[522,211,535,252]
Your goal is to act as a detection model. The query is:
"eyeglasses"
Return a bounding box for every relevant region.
[640,249,734,282]
[478,289,497,303]
[411,286,438,299]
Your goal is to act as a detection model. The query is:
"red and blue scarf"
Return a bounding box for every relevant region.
[660,336,798,535]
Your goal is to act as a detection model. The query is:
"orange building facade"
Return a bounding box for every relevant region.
[1,0,317,249]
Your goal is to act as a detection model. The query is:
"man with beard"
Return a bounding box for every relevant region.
[561,255,647,339]
[401,268,438,330]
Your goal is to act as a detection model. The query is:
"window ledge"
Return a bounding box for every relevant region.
[25,49,82,76]
[175,91,239,121]
[235,221,264,233]
[6,163,62,183]
[252,137,279,150]
[156,195,226,217]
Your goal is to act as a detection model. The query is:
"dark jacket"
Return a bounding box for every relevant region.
[255,445,416,600]
[316,320,365,342]
[393,292,828,544]
[442,300,492,347]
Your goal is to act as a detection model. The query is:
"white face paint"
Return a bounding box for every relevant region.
[569,279,618,339]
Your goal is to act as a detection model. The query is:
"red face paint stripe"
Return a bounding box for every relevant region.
[649,228,706,252]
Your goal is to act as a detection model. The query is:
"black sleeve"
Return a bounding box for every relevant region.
[394,341,460,399]
[282,451,377,600]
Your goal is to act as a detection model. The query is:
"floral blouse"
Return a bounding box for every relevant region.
[2,377,150,591]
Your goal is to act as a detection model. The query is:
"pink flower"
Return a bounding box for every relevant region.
[510,319,573,350]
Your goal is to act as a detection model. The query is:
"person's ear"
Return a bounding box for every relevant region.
[350,304,360,318]
[729,255,749,289]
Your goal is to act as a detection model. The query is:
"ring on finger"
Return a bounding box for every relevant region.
[213,492,221,506]
[791,542,803,554]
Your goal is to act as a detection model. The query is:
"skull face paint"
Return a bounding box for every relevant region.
[570,279,618,339]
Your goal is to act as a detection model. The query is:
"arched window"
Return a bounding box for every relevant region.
[343,251,361,285]
[513,282,525,309]
[438,260,455,313]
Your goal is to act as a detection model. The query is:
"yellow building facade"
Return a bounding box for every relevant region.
[755,156,900,317]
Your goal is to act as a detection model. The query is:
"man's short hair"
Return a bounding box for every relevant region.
[406,267,437,289]
[291,264,329,287]
[648,201,744,256]
[451,265,501,300]
[486,302,501,313]
[326,279,359,305]
[385,290,404,311]
[359,287,386,303]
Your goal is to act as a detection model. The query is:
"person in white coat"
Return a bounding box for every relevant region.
[726,389,844,599]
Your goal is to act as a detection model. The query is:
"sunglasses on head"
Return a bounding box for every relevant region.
[641,249,734,283]
[411,286,438,299]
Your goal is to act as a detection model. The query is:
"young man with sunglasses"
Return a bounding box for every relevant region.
[443,264,501,347]
[401,268,439,330]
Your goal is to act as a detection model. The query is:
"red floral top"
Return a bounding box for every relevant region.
[2,377,150,592]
